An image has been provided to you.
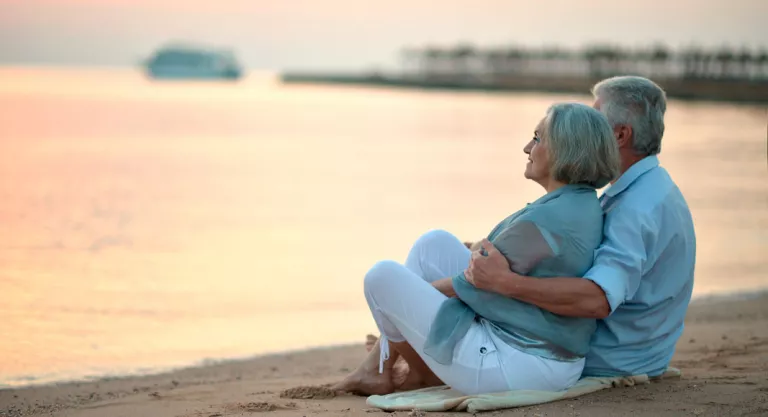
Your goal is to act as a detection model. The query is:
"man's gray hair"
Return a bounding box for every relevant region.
[591,76,667,155]
[545,103,621,189]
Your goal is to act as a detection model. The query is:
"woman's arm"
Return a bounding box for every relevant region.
[432,277,457,298]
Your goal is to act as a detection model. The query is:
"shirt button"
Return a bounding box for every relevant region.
[480,347,487,354]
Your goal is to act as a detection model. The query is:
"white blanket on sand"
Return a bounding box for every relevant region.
[366,368,681,413]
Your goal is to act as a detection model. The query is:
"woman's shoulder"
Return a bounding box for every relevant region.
[526,188,600,214]
[518,189,603,230]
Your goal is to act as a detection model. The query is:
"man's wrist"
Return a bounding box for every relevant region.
[495,270,526,298]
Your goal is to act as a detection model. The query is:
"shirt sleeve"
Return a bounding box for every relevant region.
[583,207,654,314]
[491,220,559,275]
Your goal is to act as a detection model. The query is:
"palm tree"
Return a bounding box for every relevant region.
[538,46,573,75]
[649,43,671,77]
[583,45,608,77]
[757,49,768,79]
[421,46,448,78]
[691,50,708,78]
[603,46,624,76]
[681,46,706,78]
[714,47,736,79]
[701,50,719,78]
[504,46,526,75]
[630,47,652,76]
[448,43,477,80]
[735,47,753,79]
[399,46,421,76]
[482,48,507,79]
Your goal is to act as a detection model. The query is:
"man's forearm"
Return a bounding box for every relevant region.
[494,272,611,319]
[432,277,457,298]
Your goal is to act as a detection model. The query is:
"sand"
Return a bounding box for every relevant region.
[2,293,767,417]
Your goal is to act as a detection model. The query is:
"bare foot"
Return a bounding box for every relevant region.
[364,335,440,392]
[397,368,444,392]
[392,361,410,388]
[365,334,378,352]
[331,366,396,396]
[365,334,411,386]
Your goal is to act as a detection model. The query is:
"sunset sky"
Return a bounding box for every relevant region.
[1,0,766,70]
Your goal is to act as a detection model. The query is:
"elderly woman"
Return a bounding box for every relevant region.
[333,102,621,396]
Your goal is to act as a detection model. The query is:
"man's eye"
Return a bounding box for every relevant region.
[533,136,540,143]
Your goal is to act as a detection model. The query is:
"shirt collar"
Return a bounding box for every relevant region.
[604,155,660,198]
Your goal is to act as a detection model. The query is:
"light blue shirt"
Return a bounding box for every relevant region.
[583,155,696,377]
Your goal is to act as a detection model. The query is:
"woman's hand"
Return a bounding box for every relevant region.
[468,240,483,252]
[465,239,517,293]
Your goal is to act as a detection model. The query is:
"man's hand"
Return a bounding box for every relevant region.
[465,239,611,318]
[465,239,517,293]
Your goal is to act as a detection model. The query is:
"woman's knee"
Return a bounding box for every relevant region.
[364,260,406,295]
[411,229,461,254]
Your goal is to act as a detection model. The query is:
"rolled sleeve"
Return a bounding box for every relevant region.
[583,208,653,314]
[584,263,630,313]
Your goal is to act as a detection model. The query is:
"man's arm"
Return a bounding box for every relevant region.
[489,269,611,319]
[467,207,650,319]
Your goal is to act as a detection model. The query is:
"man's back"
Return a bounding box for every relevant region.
[583,155,696,377]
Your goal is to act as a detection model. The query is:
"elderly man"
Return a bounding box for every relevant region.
[467,75,696,377]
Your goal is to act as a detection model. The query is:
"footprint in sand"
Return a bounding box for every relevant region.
[225,401,294,412]
[279,385,338,400]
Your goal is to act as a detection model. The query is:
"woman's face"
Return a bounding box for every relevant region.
[523,116,551,184]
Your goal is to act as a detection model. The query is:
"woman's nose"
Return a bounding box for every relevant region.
[523,140,533,154]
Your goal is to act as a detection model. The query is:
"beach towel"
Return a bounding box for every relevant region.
[366,367,681,413]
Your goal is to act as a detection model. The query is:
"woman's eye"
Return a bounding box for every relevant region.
[533,136,540,143]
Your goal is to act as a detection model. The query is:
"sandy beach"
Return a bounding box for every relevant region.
[1,292,766,417]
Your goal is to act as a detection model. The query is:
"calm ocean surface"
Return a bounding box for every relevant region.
[0,67,766,388]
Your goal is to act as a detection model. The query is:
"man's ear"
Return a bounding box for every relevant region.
[614,125,633,149]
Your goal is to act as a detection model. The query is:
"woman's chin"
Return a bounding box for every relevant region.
[523,169,533,180]
[524,172,546,187]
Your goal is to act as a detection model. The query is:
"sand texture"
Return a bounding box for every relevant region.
[2,294,767,417]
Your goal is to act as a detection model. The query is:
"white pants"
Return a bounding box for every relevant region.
[364,229,584,395]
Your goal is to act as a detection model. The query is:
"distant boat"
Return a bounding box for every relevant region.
[144,45,244,81]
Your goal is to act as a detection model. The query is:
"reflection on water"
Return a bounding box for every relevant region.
[0,67,766,387]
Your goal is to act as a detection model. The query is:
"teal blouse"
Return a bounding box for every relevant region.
[423,184,604,365]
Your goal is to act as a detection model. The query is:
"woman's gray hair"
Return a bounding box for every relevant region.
[591,76,667,156]
[545,103,621,189]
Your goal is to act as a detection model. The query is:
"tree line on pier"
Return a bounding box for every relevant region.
[399,43,768,80]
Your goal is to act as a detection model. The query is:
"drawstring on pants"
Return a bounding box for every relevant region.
[475,320,491,392]
[476,345,488,391]
[379,335,390,374]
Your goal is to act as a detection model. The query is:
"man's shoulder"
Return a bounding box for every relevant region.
[608,166,688,217]
[605,165,696,249]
